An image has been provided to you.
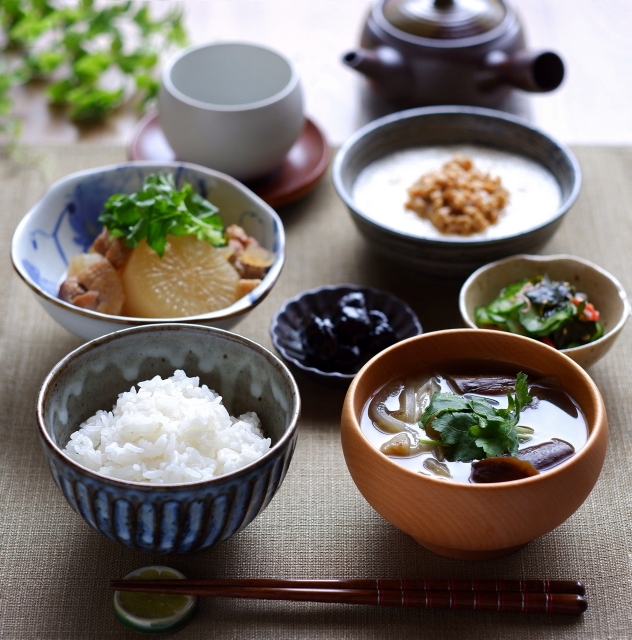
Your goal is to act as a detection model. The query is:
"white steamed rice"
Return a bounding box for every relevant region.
[62,370,271,484]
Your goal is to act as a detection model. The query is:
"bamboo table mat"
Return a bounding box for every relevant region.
[0,145,631,639]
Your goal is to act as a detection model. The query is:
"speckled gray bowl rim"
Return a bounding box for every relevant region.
[11,160,285,326]
[459,253,631,357]
[332,105,582,247]
[269,283,423,382]
[37,323,301,491]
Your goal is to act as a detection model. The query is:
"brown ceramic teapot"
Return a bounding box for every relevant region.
[342,0,564,108]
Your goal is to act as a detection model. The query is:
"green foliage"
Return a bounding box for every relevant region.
[0,0,188,141]
[98,173,226,258]
[420,373,532,462]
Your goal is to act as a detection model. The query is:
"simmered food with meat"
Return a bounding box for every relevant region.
[58,173,275,318]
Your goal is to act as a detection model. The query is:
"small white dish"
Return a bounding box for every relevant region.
[159,42,304,182]
[459,254,630,369]
[11,161,285,341]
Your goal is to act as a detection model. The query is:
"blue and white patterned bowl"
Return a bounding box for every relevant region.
[36,323,300,554]
[11,162,285,340]
[333,106,581,278]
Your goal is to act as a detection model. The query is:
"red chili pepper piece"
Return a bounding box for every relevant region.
[582,302,600,321]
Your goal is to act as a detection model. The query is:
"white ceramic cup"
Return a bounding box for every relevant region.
[159,42,304,182]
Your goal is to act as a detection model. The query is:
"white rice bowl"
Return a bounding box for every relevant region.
[62,370,271,484]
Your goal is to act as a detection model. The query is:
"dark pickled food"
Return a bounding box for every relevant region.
[301,292,397,373]
[360,372,588,484]
[333,292,372,345]
[470,457,539,483]
[303,316,339,361]
[516,439,575,471]
[368,310,397,351]
[475,275,603,349]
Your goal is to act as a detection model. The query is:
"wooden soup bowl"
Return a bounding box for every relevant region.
[340,329,608,560]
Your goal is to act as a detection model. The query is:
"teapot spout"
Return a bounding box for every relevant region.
[479,50,565,93]
[342,47,413,101]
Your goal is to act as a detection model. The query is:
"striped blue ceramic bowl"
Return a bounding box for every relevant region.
[36,324,300,554]
[11,161,284,341]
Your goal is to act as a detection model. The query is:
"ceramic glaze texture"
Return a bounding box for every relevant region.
[160,43,304,181]
[37,324,300,553]
[459,254,631,369]
[270,284,422,387]
[333,106,581,277]
[11,162,285,340]
[340,329,607,560]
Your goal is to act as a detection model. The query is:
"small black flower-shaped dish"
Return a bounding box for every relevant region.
[270,284,422,387]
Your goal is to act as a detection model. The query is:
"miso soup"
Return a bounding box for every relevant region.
[360,373,588,484]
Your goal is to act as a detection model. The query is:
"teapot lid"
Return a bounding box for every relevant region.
[382,0,506,40]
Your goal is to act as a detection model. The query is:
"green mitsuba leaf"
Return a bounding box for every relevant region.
[513,372,531,415]
[420,392,470,427]
[431,411,485,462]
[98,172,225,258]
[419,373,532,463]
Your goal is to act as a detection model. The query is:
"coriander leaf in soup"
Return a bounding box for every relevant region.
[431,411,485,462]
[496,372,531,425]
[467,396,499,419]
[420,392,470,427]
[98,173,225,257]
[419,373,531,462]
[471,415,520,458]
[513,371,532,414]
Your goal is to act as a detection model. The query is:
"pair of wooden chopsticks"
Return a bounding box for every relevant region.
[109,578,587,616]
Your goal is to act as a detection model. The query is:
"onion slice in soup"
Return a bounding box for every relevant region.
[369,376,440,434]
[369,380,409,433]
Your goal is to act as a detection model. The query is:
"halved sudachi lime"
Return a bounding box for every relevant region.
[113,566,197,634]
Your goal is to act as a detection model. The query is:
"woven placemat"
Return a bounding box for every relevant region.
[0,145,631,639]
